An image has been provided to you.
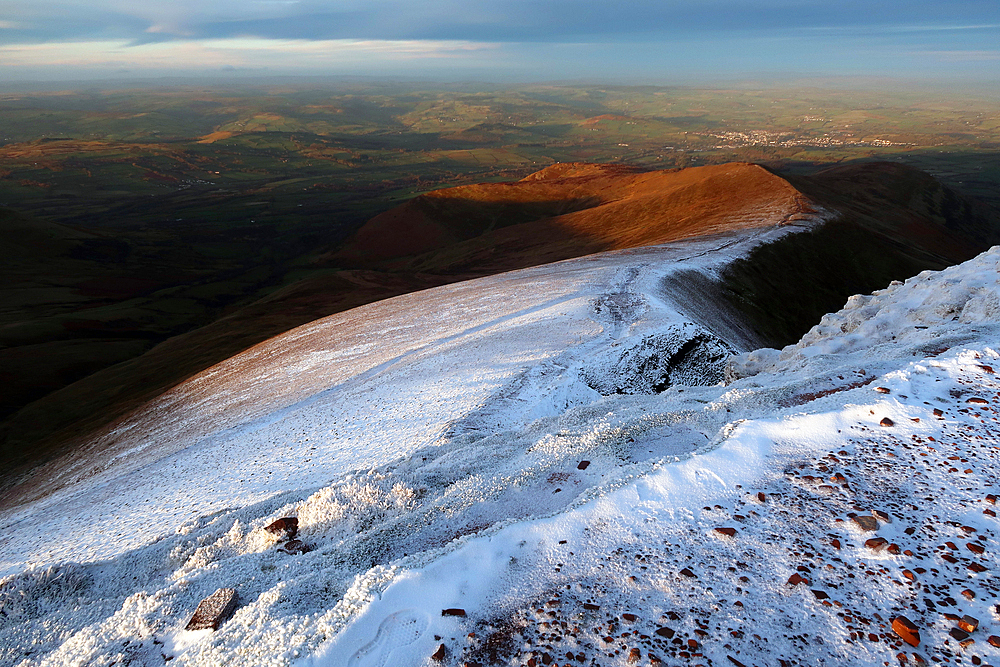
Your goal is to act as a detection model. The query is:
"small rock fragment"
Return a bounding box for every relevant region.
[442,608,467,617]
[933,408,944,417]
[280,539,309,555]
[714,527,738,538]
[627,647,641,663]
[959,616,979,633]
[655,627,675,639]
[950,628,970,641]
[679,568,697,578]
[853,515,879,532]
[432,644,447,661]
[812,590,829,600]
[988,635,1000,648]
[577,460,590,470]
[186,588,239,631]
[892,616,921,647]
[880,417,895,427]
[264,517,298,540]
[865,537,889,551]
[788,573,809,587]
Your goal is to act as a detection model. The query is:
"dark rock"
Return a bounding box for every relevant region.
[812,590,829,600]
[788,573,809,587]
[264,517,298,541]
[865,537,889,551]
[432,644,447,661]
[852,515,879,532]
[185,588,238,631]
[280,539,309,555]
[679,568,697,578]
[583,603,600,611]
[622,613,637,622]
[968,562,988,573]
[442,608,467,617]
[988,635,1000,647]
[714,527,738,538]
[880,417,895,427]
[950,628,970,641]
[655,627,675,639]
[627,647,641,663]
[577,460,591,470]
[875,387,891,393]
[892,616,920,647]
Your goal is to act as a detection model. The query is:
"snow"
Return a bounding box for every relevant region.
[2,229,1000,667]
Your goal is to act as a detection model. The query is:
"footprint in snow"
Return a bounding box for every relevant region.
[347,609,429,667]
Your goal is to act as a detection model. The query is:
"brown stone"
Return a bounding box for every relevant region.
[264,516,298,540]
[874,510,891,523]
[577,460,590,470]
[967,542,985,555]
[892,616,920,647]
[968,562,988,573]
[888,543,901,555]
[583,603,600,611]
[186,588,239,631]
[853,515,879,532]
[967,397,988,405]
[831,538,842,549]
[788,573,809,586]
[812,590,829,600]
[961,589,975,600]
[933,408,944,417]
[757,492,767,502]
[280,539,309,554]
[880,417,895,427]
[959,616,979,633]
[432,644,447,661]
[442,608,467,617]
[866,537,889,551]
[876,387,891,394]
[903,570,916,581]
[622,613,637,622]
[987,635,1000,648]
[950,628,970,641]
[714,527,738,538]
[655,627,675,639]
[680,568,697,578]
[986,494,998,505]
[627,647,641,663]
[728,657,748,667]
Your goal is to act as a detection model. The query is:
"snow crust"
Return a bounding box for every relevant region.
[3,232,1000,667]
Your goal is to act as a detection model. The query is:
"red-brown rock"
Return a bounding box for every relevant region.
[264,517,298,540]
[788,573,809,587]
[880,417,895,427]
[714,527,738,538]
[853,515,879,531]
[959,616,979,633]
[865,537,889,551]
[442,608,467,617]
[892,616,920,647]
[432,644,447,661]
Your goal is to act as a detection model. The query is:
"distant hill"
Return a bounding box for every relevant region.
[2,161,999,500]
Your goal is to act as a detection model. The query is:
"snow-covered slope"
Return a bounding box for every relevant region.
[2,226,1000,667]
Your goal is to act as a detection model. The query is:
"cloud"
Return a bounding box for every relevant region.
[913,50,1000,62]
[0,37,501,71]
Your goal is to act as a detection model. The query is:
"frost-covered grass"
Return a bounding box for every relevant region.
[3,232,1000,667]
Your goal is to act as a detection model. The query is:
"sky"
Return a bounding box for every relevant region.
[0,0,998,83]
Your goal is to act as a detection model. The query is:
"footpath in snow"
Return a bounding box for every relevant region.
[2,233,1000,667]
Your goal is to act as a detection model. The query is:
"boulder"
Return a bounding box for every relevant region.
[186,588,239,631]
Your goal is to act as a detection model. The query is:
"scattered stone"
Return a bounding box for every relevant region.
[264,517,298,540]
[714,527,738,538]
[968,562,988,573]
[185,588,238,631]
[852,515,879,532]
[962,589,975,600]
[880,417,895,427]
[902,570,916,581]
[988,636,1000,648]
[679,568,697,578]
[875,387,891,394]
[967,397,989,405]
[432,644,447,661]
[950,628,970,641]
[892,616,921,647]
[757,492,767,502]
[873,510,891,523]
[986,494,997,505]
[968,542,985,555]
[888,543,901,555]
[577,460,590,470]
[655,627,675,639]
[788,573,809,587]
[865,537,889,551]
[442,608,467,617]
[812,590,829,600]
[627,647,641,663]
[831,538,842,549]
[622,613,637,622]
[280,539,308,555]
[728,656,748,667]
[933,408,944,417]
[959,616,979,633]
[583,603,600,611]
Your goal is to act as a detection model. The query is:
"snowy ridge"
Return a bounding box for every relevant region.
[2,233,1000,667]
